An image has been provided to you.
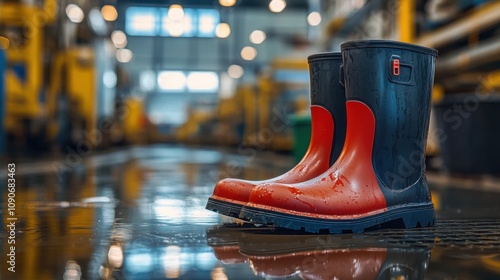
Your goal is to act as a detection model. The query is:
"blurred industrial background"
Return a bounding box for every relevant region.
[1,0,499,170]
[1,0,500,279]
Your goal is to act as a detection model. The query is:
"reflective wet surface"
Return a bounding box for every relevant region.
[1,145,500,279]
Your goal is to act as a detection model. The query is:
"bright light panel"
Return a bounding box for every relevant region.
[126,7,157,36]
[161,9,195,37]
[187,72,219,92]
[158,71,187,91]
[197,9,220,37]
[168,4,184,21]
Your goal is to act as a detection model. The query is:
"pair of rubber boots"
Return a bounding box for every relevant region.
[207,226,429,280]
[206,40,438,233]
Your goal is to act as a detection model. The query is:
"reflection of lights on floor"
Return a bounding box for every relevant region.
[63,261,82,280]
[211,267,229,280]
[161,246,219,278]
[126,253,154,273]
[197,252,217,270]
[154,198,184,222]
[153,198,219,224]
[108,245,124,268]
[99,266,110,279]
[164,246,181,278]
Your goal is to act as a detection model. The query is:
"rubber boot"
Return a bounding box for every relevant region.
[245,248,387,279]
[206,52,346,218]
[240,40,438,233]
[243,247,429,280]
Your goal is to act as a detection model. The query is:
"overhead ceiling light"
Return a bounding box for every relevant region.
[116,48,133,63]
[168,4,184,21]
[269,0,286,13]
[101,5,118,22]
[168,21,184,37]
[215,23,231,38]
[66,4,84,23]
[249,30,266,44]
[111,30,127,48]
[227,64,244,79]
[307,11,322,26]
[219,0,237,7]
[241,46,257,61]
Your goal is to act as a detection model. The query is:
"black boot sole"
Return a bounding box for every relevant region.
[239,203,435,234]
[206,197,244,219]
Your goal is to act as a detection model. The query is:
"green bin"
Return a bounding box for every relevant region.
[291,114,311,163]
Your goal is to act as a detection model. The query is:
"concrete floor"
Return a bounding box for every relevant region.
[1,145,500,279]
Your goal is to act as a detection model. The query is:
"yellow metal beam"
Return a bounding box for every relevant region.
[417,1,500,48]
[0,0,57,24]
[398,0,415,43]
[271,58,308,70]
[324,17,346,38]
[44,0,58,23]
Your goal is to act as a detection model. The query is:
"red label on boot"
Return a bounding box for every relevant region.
[392,59,400,76]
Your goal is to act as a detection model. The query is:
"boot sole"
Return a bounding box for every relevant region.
[206,197,244,218]
[239,203,435,234]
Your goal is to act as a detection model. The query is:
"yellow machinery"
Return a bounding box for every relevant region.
[214,87,250,146]
[0,0,109,152]
[175,58,309,151]
[121,97,147,145]
[0,0,57,149]
[47,48,97,146]
[244,58,309,152]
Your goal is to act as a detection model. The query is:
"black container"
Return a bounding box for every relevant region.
[433,93,500,175]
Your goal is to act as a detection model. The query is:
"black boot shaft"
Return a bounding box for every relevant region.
[341,40,437,199]
[308,53,347,166]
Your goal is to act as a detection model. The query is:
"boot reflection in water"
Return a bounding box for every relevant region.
[244,248,430,280]
[206,53,347,219]
[241,40,438,233]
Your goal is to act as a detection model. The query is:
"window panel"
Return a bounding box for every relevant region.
[157,71,186,91]
[126,6,219,38]
[197,9,219,37]
[160,8,196,37]
[187,71,219,92]
[125,7,159,36]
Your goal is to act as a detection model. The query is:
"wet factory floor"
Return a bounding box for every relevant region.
[1,145,500,279]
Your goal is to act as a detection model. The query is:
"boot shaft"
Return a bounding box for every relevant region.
[307,52,346,166]
[341,40,437,190]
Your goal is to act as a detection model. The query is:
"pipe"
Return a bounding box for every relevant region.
[436,36,500,77]
[417,1,500,48]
